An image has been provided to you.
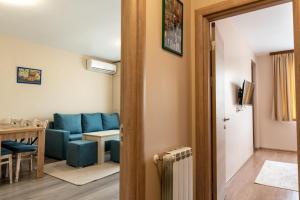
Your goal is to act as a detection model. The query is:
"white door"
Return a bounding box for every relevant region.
[211,22,226,200]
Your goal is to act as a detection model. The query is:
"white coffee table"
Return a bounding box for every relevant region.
[83,130,120,164]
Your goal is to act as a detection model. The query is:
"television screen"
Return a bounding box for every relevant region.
[238,80,254,105]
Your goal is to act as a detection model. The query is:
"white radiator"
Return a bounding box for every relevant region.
[154,147,193,200]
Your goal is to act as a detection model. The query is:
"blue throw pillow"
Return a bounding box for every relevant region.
[102,113,120,130]
[82,113,103,133]
[54,113,82,134]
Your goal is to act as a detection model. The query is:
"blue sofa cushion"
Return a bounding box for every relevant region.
[82,113,103,133]
[2,141,37,153]
[102,113,120,130]
[69,134,82,141]
[54,113,82,134]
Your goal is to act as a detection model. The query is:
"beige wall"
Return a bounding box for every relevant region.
[112,62,121,113]
[217,19,255,181]
[144,0,191,199]
[0,35,113,120]
[255,55,297,151]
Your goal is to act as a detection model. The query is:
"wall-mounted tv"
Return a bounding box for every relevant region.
[238,80,254,105]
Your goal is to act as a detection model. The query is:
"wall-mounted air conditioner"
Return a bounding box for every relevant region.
[86,59,117,75]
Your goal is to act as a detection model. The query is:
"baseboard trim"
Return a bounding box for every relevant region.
[258,147,297,153]
[225,151,255,185]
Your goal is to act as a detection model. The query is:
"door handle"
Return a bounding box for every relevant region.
[224,118,230,122]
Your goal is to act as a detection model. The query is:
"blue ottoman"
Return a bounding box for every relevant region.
[67,140,97,167]
[110,140,120,163]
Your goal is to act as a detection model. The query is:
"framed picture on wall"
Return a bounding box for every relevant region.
[17,67,42,85]
[162,0,183,56]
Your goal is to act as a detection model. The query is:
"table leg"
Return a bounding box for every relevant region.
[37,130,45,178]
[98,139,105,164]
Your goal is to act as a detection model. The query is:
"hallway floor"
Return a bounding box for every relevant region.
[225,149,298,200]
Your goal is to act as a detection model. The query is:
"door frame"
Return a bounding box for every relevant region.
[120,0,145,200]
[194,0,300,199]
[251,60,258,150]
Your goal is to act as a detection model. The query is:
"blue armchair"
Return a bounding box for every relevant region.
[45,114,83,160]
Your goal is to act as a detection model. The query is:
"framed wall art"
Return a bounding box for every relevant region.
[162,0,183,56]
[17,67,42,85]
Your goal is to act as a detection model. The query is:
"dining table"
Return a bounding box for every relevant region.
[0,124,46,178]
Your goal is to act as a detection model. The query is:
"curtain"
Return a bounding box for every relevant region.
[273,53,296,121]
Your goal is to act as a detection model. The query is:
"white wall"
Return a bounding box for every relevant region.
[112,62,121,113]
[0,35,113,120]
[217,19,255,181]
[255,55,297,151]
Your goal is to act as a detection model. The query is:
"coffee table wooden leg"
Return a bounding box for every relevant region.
[98,139,105,164]
[37,130,45,178]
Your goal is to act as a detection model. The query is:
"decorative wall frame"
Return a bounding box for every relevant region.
[17,67,42,85]
[162,0,183,56]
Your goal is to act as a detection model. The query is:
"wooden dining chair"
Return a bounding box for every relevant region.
[3,119,48,182]
[16,119,48,182]
[0,119,13,184]
[0,148,13,184]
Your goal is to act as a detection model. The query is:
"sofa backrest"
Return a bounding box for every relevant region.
[102,113,120,130]
[54,113,82,134]
[82,113,104,133]
[52,112,120,133]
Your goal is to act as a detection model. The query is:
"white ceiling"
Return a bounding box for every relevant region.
[228,2,294,55]
[0,0,121,61]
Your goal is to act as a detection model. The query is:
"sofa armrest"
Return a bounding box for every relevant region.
[45,129,70,160]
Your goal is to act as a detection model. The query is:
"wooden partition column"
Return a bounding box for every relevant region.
[120,0,146,200]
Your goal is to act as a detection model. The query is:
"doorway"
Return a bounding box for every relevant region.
[194,0,300,200]
[213,3,296,199]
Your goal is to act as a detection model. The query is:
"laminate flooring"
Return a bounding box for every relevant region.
[225,149,298,200]
[0,158,119,200]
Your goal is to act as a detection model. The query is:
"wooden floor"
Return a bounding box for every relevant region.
[0,150,297,200]
[225,149,298,200]
[0,158,119,200]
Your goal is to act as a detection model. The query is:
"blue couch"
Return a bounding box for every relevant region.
[45,113,120,160]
